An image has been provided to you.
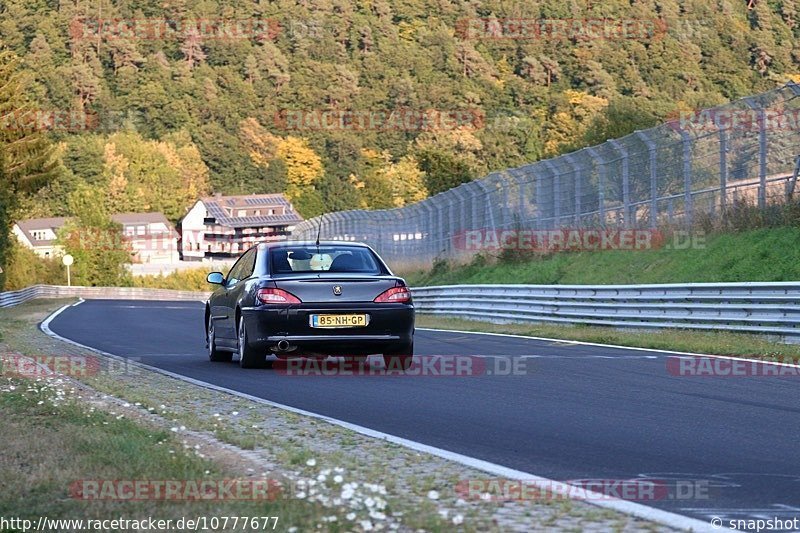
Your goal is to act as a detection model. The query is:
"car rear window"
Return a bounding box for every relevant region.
[269,245,383,274]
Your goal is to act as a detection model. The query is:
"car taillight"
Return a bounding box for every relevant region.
[374,286,412,303]
[256,288,301,304]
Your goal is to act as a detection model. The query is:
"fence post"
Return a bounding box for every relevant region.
[745,98,768,209]
[531,171,540,229]
[431,199,442,260]
[609,140,631,227]
[476,180,497,235]
[635,131,658,229]
[531,163,555,229]
[677,130,694,227]
[543,161,561,227]
[586,147,606,227]
[719,128,728,218]
[564,153,582,227]
[497,172,512,230]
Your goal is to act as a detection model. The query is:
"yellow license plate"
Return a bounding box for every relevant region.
[310,314,368,328]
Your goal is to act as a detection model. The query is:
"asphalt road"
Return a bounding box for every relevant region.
[48,299,800,527]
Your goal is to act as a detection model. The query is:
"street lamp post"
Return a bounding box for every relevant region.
[62,254,74,287]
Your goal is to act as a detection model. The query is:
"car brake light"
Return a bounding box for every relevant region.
[374,286,412,303]
[256,288,301,304]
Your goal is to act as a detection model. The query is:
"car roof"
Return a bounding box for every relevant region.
[256,241,371,251]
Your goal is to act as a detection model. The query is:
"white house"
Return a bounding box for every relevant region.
[180,193,303,260]
[12,213,180,264]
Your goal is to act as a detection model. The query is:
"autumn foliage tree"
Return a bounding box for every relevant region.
[0,51,60,289]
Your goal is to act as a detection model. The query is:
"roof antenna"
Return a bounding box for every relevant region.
[315,213,324,248]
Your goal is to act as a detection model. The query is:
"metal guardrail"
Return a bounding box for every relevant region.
[411,282,800,339]
[0,285,210,308]
[3,283,798,340]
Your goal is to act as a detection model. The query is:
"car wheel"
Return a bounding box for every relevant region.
[383,342,413,372]
[208,316,232,362]
[238,318,265,369]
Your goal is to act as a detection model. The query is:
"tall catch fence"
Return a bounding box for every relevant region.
[292,84,800,269]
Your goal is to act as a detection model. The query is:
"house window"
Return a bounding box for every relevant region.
[137,225,146,235]
[238,210,246,217]
[268,209,274,215]
[255,210,261,216]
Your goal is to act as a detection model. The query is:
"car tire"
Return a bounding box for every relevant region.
[208,316,232,362]
[383,342,413,372]
[238,318,265,369]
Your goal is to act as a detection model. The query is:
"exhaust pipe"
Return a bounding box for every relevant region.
[277,340,291,351]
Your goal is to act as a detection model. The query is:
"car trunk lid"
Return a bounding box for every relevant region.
[270,274,404,303]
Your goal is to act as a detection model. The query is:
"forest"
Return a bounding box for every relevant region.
[1,0,799,267]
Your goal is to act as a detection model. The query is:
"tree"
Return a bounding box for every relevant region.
[275,136,324,200]
[417,149,474,196]
[582,97,660,147]
[0,52,59,289]
[180,27,207,69]
[244,54,262,84]
[521,56,548,85]
[543,90,608,156]
[3,238,64,290]
[238,118,278,168]
[97,131,211,222]
[386,155,427,207]
[539,55,562,87]
[57,182,131,287]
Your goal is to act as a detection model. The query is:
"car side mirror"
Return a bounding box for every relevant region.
[206,272,225,285]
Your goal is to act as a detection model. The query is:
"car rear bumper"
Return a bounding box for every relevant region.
[241,303,414,356]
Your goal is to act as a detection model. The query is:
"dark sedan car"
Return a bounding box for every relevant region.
[204,241,415,369]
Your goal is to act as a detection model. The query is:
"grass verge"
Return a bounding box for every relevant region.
[0,373,334,531]
[402,227,800,286]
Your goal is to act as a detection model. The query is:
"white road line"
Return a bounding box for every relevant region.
[105,305,202,309]
[39,302,724,532]
[418,327,800,369]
